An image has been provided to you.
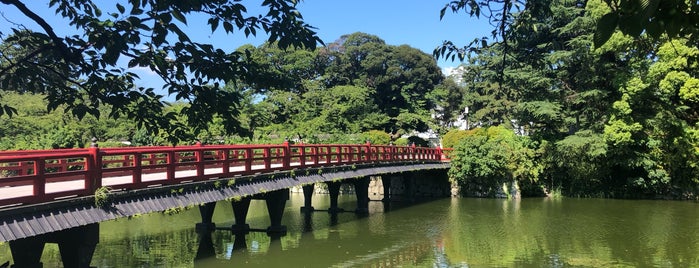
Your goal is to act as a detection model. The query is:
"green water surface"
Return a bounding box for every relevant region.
[1,195,698,267]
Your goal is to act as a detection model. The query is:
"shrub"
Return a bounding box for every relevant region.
[360,130,391,145]
[441,129,469,149]
[448,126,541,197]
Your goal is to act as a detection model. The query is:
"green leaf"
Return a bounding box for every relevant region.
[209,18,219,32]
[131,7,143,15]
[116,3,125,14]
[223,21,233,33]
[593,13,618,48]
[171,9,187,25]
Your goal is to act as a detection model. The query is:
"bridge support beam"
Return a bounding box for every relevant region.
[10,223,99,268]
[353,176,370,214]
[231,196,252,234]
[406,173,417,202]
[300,183,315,213]
[9,236,44,268]
[264,189,289,235]
[381,176,392,202]
[326,181,344,213]
[196,202,217,233]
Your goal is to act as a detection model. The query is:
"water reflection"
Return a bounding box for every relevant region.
[2,196,699,267]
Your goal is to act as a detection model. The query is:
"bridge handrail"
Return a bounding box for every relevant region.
[0,142,449,207]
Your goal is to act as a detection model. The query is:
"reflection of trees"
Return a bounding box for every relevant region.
[7,196,698,267]
[92,228,198,267]
[442,198,699,267]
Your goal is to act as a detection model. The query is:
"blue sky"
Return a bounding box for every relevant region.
[295,0,492,71]
[0,1,493,88]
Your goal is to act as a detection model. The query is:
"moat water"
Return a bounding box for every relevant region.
[1,195,698,267]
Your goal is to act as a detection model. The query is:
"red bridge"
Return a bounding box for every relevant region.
[0,141,448,207]
[0,140,451,267]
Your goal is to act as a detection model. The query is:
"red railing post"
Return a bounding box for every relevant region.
[87,138,102,191]
[411,143,416,160]
[264,147,271,169]
[282,139,291,169]
[365,140,372,162]
[133,153,142,184]
[299,145,306,167]
[326,146,332,164]
[33,158,45,199]
[312,147,319,165]
[167,151,176,180]
[222,149,230,174]
[195,141,204,177]
[245,148,253,171]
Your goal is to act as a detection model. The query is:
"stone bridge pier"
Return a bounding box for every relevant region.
[197,188,290,236]
[299,170,450,217]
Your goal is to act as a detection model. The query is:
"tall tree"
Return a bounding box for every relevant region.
[239,33,446,139]
[322,33,444,135]
[435,0,699,65]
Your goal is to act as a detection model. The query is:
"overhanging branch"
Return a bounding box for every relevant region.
[0,0,78,63]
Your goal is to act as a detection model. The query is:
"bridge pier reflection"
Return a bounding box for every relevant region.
[194,229,215,262]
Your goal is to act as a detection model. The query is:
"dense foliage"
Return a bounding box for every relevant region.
[0,0,321,144]
[448,126,540,197]
[0,32,456,148]
[445,0,699,198]
[3,0,698,199]
[233,32,456,142]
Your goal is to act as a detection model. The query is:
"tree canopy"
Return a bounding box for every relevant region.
[445,0,699,198]
[237,32,450,140]
[436,0,699,61]
[0,0,322,143]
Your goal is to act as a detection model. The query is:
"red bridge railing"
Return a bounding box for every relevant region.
[0,141,450,207]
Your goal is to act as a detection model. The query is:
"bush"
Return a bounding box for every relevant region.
[359,130,391,145]
[441,129,469,149]
[448,126,541,197]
